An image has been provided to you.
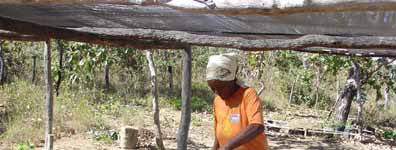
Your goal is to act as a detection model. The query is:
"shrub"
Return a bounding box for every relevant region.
[169,96,210,112]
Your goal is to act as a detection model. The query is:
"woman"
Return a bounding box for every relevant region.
[207,53,268,150]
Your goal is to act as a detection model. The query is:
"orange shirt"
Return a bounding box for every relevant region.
[213,87,268,150]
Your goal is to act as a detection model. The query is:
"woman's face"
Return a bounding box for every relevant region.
[207,80,236,99]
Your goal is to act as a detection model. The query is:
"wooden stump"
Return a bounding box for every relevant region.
[120,126,138,149]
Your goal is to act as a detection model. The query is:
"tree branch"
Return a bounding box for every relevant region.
[361,58,396,85]
[294,47,396,57]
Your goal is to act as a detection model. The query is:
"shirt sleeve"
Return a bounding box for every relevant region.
[245,88,264,125]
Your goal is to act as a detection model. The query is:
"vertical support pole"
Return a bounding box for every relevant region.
[44,40,54,150]
[177,46,192,150]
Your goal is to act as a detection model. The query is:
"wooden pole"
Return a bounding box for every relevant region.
[177,46,192,150]
[144,50,166,150]
[44,40,54,150]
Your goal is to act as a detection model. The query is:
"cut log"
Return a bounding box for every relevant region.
[120,126,138,149]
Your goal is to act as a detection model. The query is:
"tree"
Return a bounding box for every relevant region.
[329,57,396,130]
[0,40,5,85]
[55,40,65,95]
[145,50,166,150]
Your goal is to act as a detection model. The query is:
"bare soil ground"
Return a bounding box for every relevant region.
[1,107,395,150]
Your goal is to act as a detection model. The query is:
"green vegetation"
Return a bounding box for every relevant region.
[0,41,395,148]
[383,130,396,140]
[16,142,35,150]
[169,96,211,112]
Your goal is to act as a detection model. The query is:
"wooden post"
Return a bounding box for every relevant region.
[177,46,192,150]
[144,50,166,150]
[44,40,54,150]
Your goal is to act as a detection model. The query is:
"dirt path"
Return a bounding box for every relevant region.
[45,133,395,150]
[49,107,395,150]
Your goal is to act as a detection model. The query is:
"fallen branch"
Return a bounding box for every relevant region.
[257,81,265,96]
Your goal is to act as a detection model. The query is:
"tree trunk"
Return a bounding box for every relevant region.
[177,46,192,150]
[315,64,321,109]
[44,40,54,150]
[256,52,265,80]
[168,65,173,94]
[384,85,389,110]
[32,55,37,84]
[336,75,340,102]
[353,62,364,135]
[0,40,5,85]
[55,40,64,96]
[145,50,166,150]
[334,67,357,131]
[104,63,110,92]
[289,74,300,106]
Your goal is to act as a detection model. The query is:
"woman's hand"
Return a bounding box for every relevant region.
[218,144,232,150]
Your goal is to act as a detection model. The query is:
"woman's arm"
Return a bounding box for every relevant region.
[219,124,264,150]
[212,138,219,150]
